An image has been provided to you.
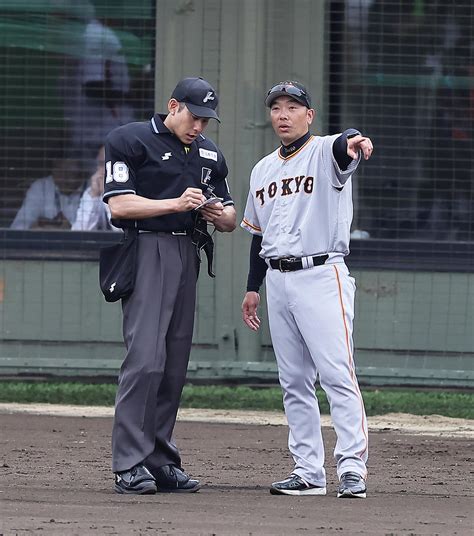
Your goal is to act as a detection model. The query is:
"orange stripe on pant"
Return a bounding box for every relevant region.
[333,265,369,471]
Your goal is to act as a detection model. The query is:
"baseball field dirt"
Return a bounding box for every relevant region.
[0,406,472,535]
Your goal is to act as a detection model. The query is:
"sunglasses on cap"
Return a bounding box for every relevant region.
[265,83,311,108]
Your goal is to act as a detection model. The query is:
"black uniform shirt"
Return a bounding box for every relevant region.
[103,114,233,231]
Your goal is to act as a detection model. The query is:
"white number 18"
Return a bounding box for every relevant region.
[105,161,129,183]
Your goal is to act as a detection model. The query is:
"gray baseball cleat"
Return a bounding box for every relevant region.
[270,474,327,496]
[337,471,367,498]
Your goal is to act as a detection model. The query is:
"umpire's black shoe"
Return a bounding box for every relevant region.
[151,464,201,493]
[270,474,327,496]
[337,471,367,498]
[114,463,157,495]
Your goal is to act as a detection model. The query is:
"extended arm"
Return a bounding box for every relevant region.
[332,128,373,170]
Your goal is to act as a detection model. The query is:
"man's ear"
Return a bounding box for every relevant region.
[307,108,315,125]
[168,98,180,115]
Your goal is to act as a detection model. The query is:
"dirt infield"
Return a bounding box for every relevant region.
[0,408,473,535]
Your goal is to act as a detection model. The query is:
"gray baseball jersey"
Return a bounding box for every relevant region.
[241,134,360,260]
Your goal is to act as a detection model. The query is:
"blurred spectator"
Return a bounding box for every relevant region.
[72,146,120,231]
[59,1,134,169]
[10,157,85,230]
[417,6,473,241]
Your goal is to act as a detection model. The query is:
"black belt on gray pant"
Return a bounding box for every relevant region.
[269,254,329,272]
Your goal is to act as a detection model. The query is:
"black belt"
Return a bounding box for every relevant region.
[269,254,329,272]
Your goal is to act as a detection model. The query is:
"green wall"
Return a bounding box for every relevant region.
[0,259,472,387]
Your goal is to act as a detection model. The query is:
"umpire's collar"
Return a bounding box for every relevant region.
[279,131,312,158]
[150,114,171,135]
[150,113,206,146]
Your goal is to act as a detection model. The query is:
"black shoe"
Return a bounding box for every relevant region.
[337,472,367,498]
[151,464,201,493]
[270,474,326,496]
[114,463,157,495]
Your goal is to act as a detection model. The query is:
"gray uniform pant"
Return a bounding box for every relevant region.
[112,232,198,473]
[266,262,368,486]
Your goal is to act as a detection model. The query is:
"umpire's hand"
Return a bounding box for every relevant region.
[200,201,224,223]
[177,187,206,211]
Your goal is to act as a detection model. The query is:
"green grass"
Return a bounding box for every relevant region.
[0,381,472,419]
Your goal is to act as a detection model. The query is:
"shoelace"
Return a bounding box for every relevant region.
[342,472,361,484]
[168,465,180,488]
[168,466,176,477]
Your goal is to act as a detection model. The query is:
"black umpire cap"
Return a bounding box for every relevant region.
[265,80,312,109]
[171,77,220,122]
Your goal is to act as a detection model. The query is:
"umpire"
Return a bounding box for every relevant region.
[104,77,236,494]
